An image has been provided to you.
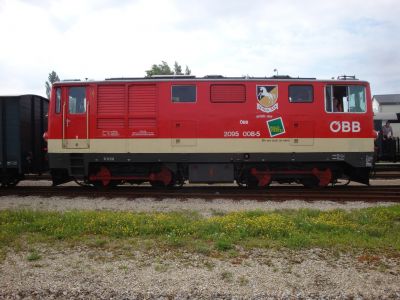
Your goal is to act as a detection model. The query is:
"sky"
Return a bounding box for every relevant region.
[0,0,399,97]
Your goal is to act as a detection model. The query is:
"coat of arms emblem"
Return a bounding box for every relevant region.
[256,85,278,113]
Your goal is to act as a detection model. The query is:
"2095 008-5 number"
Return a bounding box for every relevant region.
[224,131,261,137]
[224,131,239,137]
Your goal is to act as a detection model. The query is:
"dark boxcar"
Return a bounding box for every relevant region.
[0,95,49,186]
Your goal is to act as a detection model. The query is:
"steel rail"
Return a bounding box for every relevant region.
[1,185,399,202]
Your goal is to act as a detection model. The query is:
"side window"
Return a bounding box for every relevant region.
[172,85,196,103]
[288,85,313,103]
[55,88,61,114]
[325,85,366,113]
[348,86,366,112]
[325,86,332,112]
[68,87,86,114]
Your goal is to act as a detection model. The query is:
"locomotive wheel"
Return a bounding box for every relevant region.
[150,168,184,188]
[300,177,319,188]
[149,167,173,188]
[92,180,119,189]
[168,173,184,188]
[301,168,332,188]
[246,177,261,189]
[236,174,265,189]
[90,166,119,189]
[242,176,266,189]
[150,179,179,188]
[249,169,272,188]
[149,180,165,188]
[332,177,350,186]
[94,180,121,189]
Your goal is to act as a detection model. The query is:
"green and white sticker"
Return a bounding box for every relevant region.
[267,117,285,137]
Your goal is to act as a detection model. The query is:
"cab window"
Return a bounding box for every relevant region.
[55,88,61,114]
[325,85,366,113]
[68,87,86,114]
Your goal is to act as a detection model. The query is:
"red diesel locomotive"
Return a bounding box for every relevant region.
[47,75,375,187]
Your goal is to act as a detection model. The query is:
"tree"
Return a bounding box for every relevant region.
[145,61,173,77]
[45,71,60,99]
[184,65,191,75]
[145,61,192,77]
[174,61,182,75]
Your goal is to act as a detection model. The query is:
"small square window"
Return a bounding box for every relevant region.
[289,85,313,103]
[172,85,196,103]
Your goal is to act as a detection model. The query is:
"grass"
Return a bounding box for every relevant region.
[238,275,249,286]
[220,270,234,282]
[0,206,400,258]
[26,249,42,261]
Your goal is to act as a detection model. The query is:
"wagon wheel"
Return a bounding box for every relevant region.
[1,177,21,188]
[6,179,20,188]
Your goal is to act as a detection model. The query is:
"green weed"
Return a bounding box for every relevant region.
[27,249,41,262]
[220,270,234,282]
[0,206,399,256]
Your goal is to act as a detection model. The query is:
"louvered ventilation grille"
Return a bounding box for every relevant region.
[129,118,157,128]
[95,84,158,132]
[210,84,246,103]
[129,85,156,116]
[97,85,125,115]
[97,118,124,129]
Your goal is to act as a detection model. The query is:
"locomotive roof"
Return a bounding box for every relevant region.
[55,75,368,85]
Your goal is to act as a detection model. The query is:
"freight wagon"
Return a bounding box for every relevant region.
[47,75,375,187]
[0,95,48,186]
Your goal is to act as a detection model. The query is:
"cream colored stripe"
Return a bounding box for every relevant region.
[48,138,374,154]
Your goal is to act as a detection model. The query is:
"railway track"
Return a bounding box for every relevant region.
[1,184,400,202]
[371,162,400,179]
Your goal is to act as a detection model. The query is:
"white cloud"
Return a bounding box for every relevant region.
[0,0,399,96]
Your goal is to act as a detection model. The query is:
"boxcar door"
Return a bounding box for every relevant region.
[63,86,90,149]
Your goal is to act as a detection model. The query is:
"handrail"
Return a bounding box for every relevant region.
[86,102,89,144]
[62,102,66,148]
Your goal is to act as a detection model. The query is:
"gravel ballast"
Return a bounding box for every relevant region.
[0,195,398,216]
[1,247,399,299]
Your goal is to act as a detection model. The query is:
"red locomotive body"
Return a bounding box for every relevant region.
[47,75,374,187]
